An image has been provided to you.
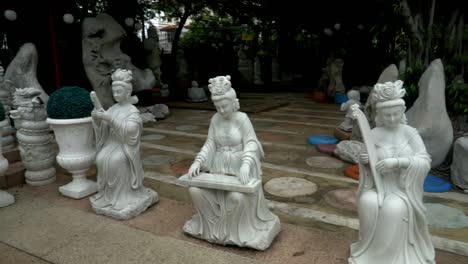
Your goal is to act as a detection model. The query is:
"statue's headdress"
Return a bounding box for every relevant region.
[111,69,133,91]
[373,80,406,109]
[111,69,138,104]
[208,75,237,101]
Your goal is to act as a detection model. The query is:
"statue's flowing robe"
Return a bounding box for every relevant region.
[349,125,435,264]
[90,104,146,210]
[184,112,279,250]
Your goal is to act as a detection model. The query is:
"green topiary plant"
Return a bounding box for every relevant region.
[47,86,94,119]
[0,101,5,122]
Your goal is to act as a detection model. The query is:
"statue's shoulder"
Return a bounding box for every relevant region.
[235,112,249,124]
[402,124,419,137]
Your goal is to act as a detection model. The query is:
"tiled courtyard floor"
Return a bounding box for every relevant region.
[1,92,468,263]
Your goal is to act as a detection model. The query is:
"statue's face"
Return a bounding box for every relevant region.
[214,99,234,119]
[112,84,128,103]
[379,106,404,128]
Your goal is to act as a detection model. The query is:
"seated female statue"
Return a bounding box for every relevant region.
[184,75,280,250]
[349,80,435,264]
[90,69,158,220]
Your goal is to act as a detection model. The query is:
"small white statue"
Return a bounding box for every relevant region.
[90,69,159,220]
[183,75,280,250]
[348,80,435,264]
[339,90,361,132]
[187,80,207,102]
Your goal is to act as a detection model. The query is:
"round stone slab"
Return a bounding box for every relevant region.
[175,125,199,131]
[425,203,468,229]
[324,187,358,211]
[317,144,337,155]
[141,134,166,141]
[143,155,176,166]
[264,177,318,198]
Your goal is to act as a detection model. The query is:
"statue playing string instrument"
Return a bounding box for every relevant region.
[348,80,435,264]
[181,75,280,250]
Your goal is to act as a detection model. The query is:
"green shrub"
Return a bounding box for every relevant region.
[47,86,94,119]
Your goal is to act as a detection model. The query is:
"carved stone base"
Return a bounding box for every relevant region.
[0,190,14,207]
[59,178,98,199]
[90,188,159,220]
[183,213,281,251]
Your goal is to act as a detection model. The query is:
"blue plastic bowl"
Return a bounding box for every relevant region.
[335,93,348,104]
[308,135,338,145]
[424,175,452,193]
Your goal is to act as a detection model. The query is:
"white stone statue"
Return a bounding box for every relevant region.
[90,69,159,220]
[0,132,14,207]
[187,80,207,102]
[182,75,280,250]
[349,80,435,264]
[339,90,361,132]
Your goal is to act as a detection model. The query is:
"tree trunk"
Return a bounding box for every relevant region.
[169,10,191,99]
[424,0,436,66]
[400,0,424,63]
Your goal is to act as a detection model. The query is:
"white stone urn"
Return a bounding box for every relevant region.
[47,117,98,199]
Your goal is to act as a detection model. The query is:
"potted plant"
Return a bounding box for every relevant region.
[46,86,97,199]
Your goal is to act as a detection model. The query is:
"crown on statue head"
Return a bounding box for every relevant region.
[373,80,406,108]
[208,75,232,96]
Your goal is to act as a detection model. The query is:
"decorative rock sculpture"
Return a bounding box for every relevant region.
[143,25,162,87]
[348,80,435,264]
[82,13,155,109]
[9,88,56,186]
[90,69,159,220]
[180,75,280,250]
[364,64,398,128]
[406,59,453,168]
[1,43,49,106]
[0,131,14,207]
[254,56,264,85]
[187,81,207,102]
[451,135,468,192]
[339,90,361,132]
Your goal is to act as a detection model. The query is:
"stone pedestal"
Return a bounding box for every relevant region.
[16,120,56,186]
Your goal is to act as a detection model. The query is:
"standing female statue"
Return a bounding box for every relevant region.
[90,69,158,220]
[184,75,280,250]
[349,80,435,264]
